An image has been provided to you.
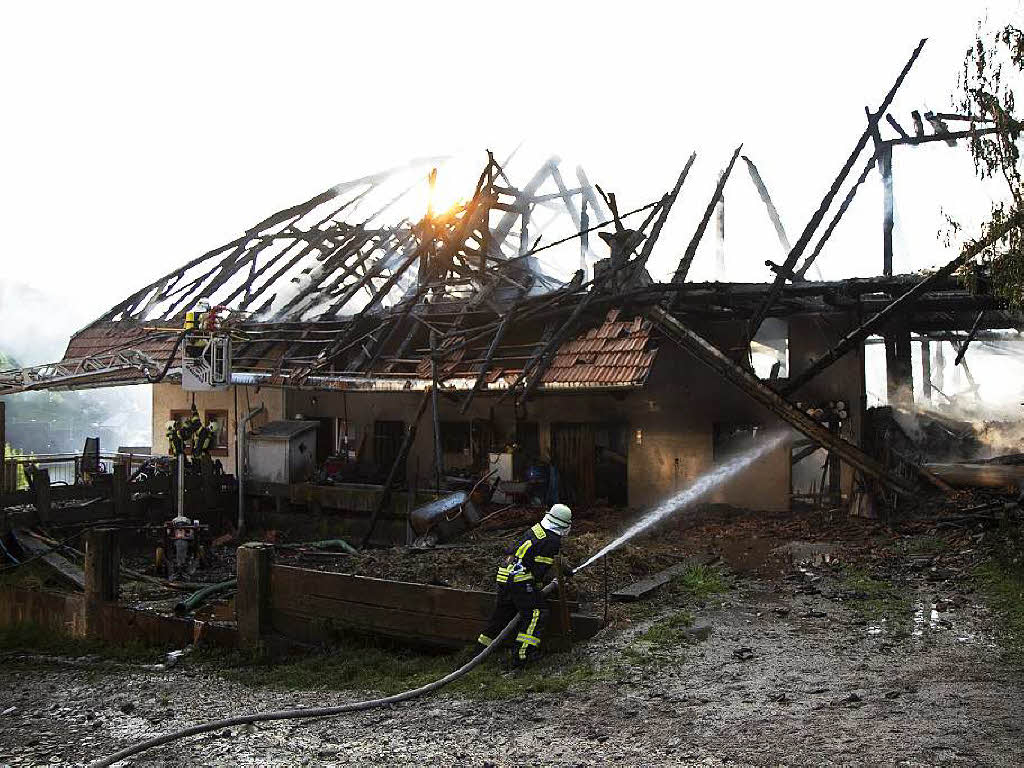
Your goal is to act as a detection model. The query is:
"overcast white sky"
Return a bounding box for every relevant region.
[0,1,1020,368]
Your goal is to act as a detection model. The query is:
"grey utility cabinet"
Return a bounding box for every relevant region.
[247,420,318,485]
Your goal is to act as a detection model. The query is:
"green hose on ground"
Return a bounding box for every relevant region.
[173,579,237,616]
[89,580,559,767]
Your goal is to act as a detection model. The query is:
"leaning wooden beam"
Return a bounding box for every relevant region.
[672,145,742,283]
[632,153,697,276]
[954,310,985,366]
[460,307,514,414]
[742,155,792,253]
[781,210,1024,396]
[360,388,432,549]
[793,149,879,280]
[11,528,86,590]
[747,38,927,338]
[645,307,921,497]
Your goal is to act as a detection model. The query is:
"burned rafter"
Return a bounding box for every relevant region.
[953,310,986,366]
[742,155,792,254]
[746,39,927,342]
[781,210,1024,396]
[672,145,742,284]
[793,148,879,280]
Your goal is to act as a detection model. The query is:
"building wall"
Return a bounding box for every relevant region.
[284,328,793,513]
[149,312,864,513]
[628,329,792,512]
[151,383,286,474]
[786,312,865,498]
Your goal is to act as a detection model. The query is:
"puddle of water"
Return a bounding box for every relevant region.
[912,602,937,636]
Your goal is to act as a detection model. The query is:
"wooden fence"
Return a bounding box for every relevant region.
[238,543,602,651]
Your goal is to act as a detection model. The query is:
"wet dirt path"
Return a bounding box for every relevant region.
[1,527,1022,766]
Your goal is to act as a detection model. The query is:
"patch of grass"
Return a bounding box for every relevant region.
[667,564,730,602]
[837,567,910,626]
[0,623,157,662]
[901,535,952,557]
[637,610,695,647]
[974,558,1024,661]
[617,609,701,669]
[201,632,609,700]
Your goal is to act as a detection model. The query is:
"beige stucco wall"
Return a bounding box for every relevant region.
[151,383,286,474]
[283,327,794,513]
[149,312,864,513]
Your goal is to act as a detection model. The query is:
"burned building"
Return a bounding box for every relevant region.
[2,40,1019,529]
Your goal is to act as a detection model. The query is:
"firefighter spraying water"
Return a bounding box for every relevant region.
[93,432,789,766]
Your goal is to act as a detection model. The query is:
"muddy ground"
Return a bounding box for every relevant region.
[2,508,1023,767]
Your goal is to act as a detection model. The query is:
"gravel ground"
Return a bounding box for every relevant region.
[1,516,1022,767]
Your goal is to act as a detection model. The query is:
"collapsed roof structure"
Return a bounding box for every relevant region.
[2,37,1021,514]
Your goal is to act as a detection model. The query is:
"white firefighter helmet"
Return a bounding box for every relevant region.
[541,503,572,536]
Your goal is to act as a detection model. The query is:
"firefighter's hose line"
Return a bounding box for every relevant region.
[89,581,558,767]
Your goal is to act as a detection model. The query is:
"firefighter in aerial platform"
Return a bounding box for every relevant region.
[477,504,572,667]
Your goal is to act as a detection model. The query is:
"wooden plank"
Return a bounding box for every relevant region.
[270,564,589,647]
[272,565,495,619]
[611,554,717,602]
[11,528,86,590]
[923,463,1024,490]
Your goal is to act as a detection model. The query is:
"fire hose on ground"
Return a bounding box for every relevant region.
[91,428,786,766]
[89,579,560,767]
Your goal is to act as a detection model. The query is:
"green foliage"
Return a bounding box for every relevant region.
[0,622,158,662]
[667,564,730,602]
[636,610,695,646]
[974,557,1024,661]
[951,21,1024,307]
[3,443,31,490]
[0,350,20,370]
[838,566,910,626]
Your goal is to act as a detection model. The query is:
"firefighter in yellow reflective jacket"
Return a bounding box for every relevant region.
[477,504,571,667]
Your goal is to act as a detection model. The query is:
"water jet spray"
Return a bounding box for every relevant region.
[574,430,788,574]
[92,431,787,766]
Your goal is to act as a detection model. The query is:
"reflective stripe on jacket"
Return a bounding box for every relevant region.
[495,522,562,585]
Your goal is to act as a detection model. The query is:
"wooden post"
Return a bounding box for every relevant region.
[113,461,129,518]
[884,323,913,407]
[34,468,51,523]
[895,322,913,404]
[200,453,218,523]
[0,400,5,494]
[921,338,932,403]
[237,543,274,653]
[880,144,894,277]
[84,527,120,638]
[430,330,444,492]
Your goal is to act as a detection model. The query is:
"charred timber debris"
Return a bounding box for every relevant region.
[1,36,1022,520]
